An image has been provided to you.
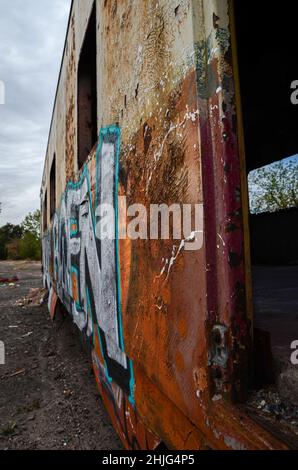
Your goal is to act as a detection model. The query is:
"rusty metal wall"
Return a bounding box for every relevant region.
[40,0,288,450]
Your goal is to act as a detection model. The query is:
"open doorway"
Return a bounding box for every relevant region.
[233,0,298,403]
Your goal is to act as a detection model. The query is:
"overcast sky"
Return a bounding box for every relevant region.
[0,0,71,225]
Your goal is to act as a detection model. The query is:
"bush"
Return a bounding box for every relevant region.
[0,210,41,261]
[19,232,41,261]
[0,234,7,260]
[6,240,21,260]
[0,223,23,260]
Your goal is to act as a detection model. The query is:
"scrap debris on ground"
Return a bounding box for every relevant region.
[1,260,298,449]
[248,387,298,436]
[15,287,47,308]
[0,276,19,289]
[0,276,19,285]
[0,260,122,450]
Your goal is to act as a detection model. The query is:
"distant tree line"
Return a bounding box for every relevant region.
[0,209,41,261]
[248,159,298,214]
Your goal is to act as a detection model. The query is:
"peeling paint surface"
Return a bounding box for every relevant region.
[40,0,288,450]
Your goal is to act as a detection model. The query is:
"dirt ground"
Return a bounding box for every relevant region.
[0,260,122,450]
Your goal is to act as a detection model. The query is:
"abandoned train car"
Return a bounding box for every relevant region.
[41,0,298,450]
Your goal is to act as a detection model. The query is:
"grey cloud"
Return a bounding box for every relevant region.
[0,0,71,225]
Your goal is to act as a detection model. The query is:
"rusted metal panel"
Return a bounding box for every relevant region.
[40,0,288,450]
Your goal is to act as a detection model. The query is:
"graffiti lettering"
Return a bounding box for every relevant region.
[43,126,134,402]
[42,232,51,291]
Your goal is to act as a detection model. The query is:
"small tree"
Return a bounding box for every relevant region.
[248,159,298,214]
[19,232,41,261]
[0,210,41,261]
[0,231,7,260]
[0,223,23,240]
[21,210,41,240]
[0,223,23,260]
[19,210,41,260]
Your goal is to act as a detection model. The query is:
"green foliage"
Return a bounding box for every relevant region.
[19,209,41,260]
[19,232,41,261]
[248,159,298,214]
[6,240,21,260]
[21,210,41,240]
[0,223,23,260]
[0,223,23,240]
[0,231,8,259]
[0,209,41,261]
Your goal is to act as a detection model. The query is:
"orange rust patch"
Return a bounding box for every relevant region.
[178,318,188,339]
[175,351,185,372]
[65,15,76,181]
[71,271,79,303]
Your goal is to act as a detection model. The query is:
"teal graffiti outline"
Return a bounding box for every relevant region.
[44,125,135,405]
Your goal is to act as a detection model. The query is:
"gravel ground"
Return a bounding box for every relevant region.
[0,260,122,450]
[247,387,298,442]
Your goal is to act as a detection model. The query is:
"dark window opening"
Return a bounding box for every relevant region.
[43,190,48,232]
[50,155,56,219]
[234,1,298,399]
[77,3,97,169]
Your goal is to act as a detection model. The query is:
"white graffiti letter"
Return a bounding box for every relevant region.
[96,203,115,240]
